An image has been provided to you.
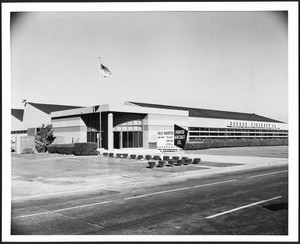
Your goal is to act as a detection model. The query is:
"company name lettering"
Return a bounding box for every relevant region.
[228,121,278,129]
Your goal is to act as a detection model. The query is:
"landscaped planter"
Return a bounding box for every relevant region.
[137,155,144,160]
[102,152,108,156]
[145,155,152,160]
[122,153,128,158]
[109,153,114,158]
[116,153,122,158]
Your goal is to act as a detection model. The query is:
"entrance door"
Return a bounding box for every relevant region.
[114,132,120,149]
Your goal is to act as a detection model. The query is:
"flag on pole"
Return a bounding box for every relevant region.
[100,64,112,78]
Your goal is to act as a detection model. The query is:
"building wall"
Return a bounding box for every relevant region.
[188,117,288,130]
[143,113,189,148]
[22,103,51,129]
[11,115,26,131]
[52,116,88,144]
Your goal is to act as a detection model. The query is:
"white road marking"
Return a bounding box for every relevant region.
[248,170,288,179]
[125,179,236,200]
[12,200,112,219]
[205,196,282,219]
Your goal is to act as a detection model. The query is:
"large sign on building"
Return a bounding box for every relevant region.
[156,130,178,150]
[174,124,188,149]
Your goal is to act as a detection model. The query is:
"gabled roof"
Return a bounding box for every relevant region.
[27,102,83,114]
[11,109,24,121]
[127,101,283,123]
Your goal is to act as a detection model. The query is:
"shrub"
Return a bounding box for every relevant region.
[145,155,152,160]
[109,153,114,158]
[163,156,170,161]
[74,142,98,156]
[137,155,144,160]
[130,154,137,159]
[148,161,156,169]
[102,152,108,156]
[176,159,183,166]
[168,159,176,167]
[181,157,189,164]
[48,144,74,155]
[193,158,201,164]
[122,153,128,158]
[116,153,122,158]
[21,148,35,154]
[158,160,166,167]
[183,158,191,165]
[153,155,161,160]
[172,156,180,160]
[35,124,55,153]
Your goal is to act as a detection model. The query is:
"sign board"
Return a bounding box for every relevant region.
[174,124,188,149]
[156,130,178,150]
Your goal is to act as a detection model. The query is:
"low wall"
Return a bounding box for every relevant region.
[20,136,37,153]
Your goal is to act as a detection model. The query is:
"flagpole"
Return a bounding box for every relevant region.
[98,57,102,149]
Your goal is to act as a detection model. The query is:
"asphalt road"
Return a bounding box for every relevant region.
[11,165,288,235]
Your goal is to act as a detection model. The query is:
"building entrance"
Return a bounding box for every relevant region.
[114,132,120,149]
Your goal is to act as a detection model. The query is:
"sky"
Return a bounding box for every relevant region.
[10,10,289,122]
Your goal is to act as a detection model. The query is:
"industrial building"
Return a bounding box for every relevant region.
[11,101,288,152]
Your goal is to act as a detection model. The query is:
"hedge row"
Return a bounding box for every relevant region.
[48,142,98,156]
[48,144,75,155]
[185,139,288,150]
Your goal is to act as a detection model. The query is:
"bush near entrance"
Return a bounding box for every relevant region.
[109,153,114,158]
[130,154,137,159]
[193,158,201,164]
[116,153,122,158]
[48,144,74,155]
[137,155,143,160]
[158,160,167,167]
[22,148,35,154]
[145,155,152,160]
[168,159,176,167]
[148,161,156,169]
[153,155,161,160]
[122,153,128,158]
[73,142,98,156]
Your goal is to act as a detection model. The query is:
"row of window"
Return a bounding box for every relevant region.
[189,132,289,136]
[189,137,288,142]
[11,130,27,134]
[189,127,288,133]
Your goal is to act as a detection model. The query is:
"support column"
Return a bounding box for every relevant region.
[108,113,114,151]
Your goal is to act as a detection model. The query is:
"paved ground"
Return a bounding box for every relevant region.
[11,146,288,199]
[11,166,288,235]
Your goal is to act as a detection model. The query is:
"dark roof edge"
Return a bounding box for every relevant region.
[127,101,284,124]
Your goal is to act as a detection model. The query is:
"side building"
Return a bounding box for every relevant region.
[50,101,288,150]
[11,102,82,153]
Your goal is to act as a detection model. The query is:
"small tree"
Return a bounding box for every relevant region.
[35,124,55,153]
